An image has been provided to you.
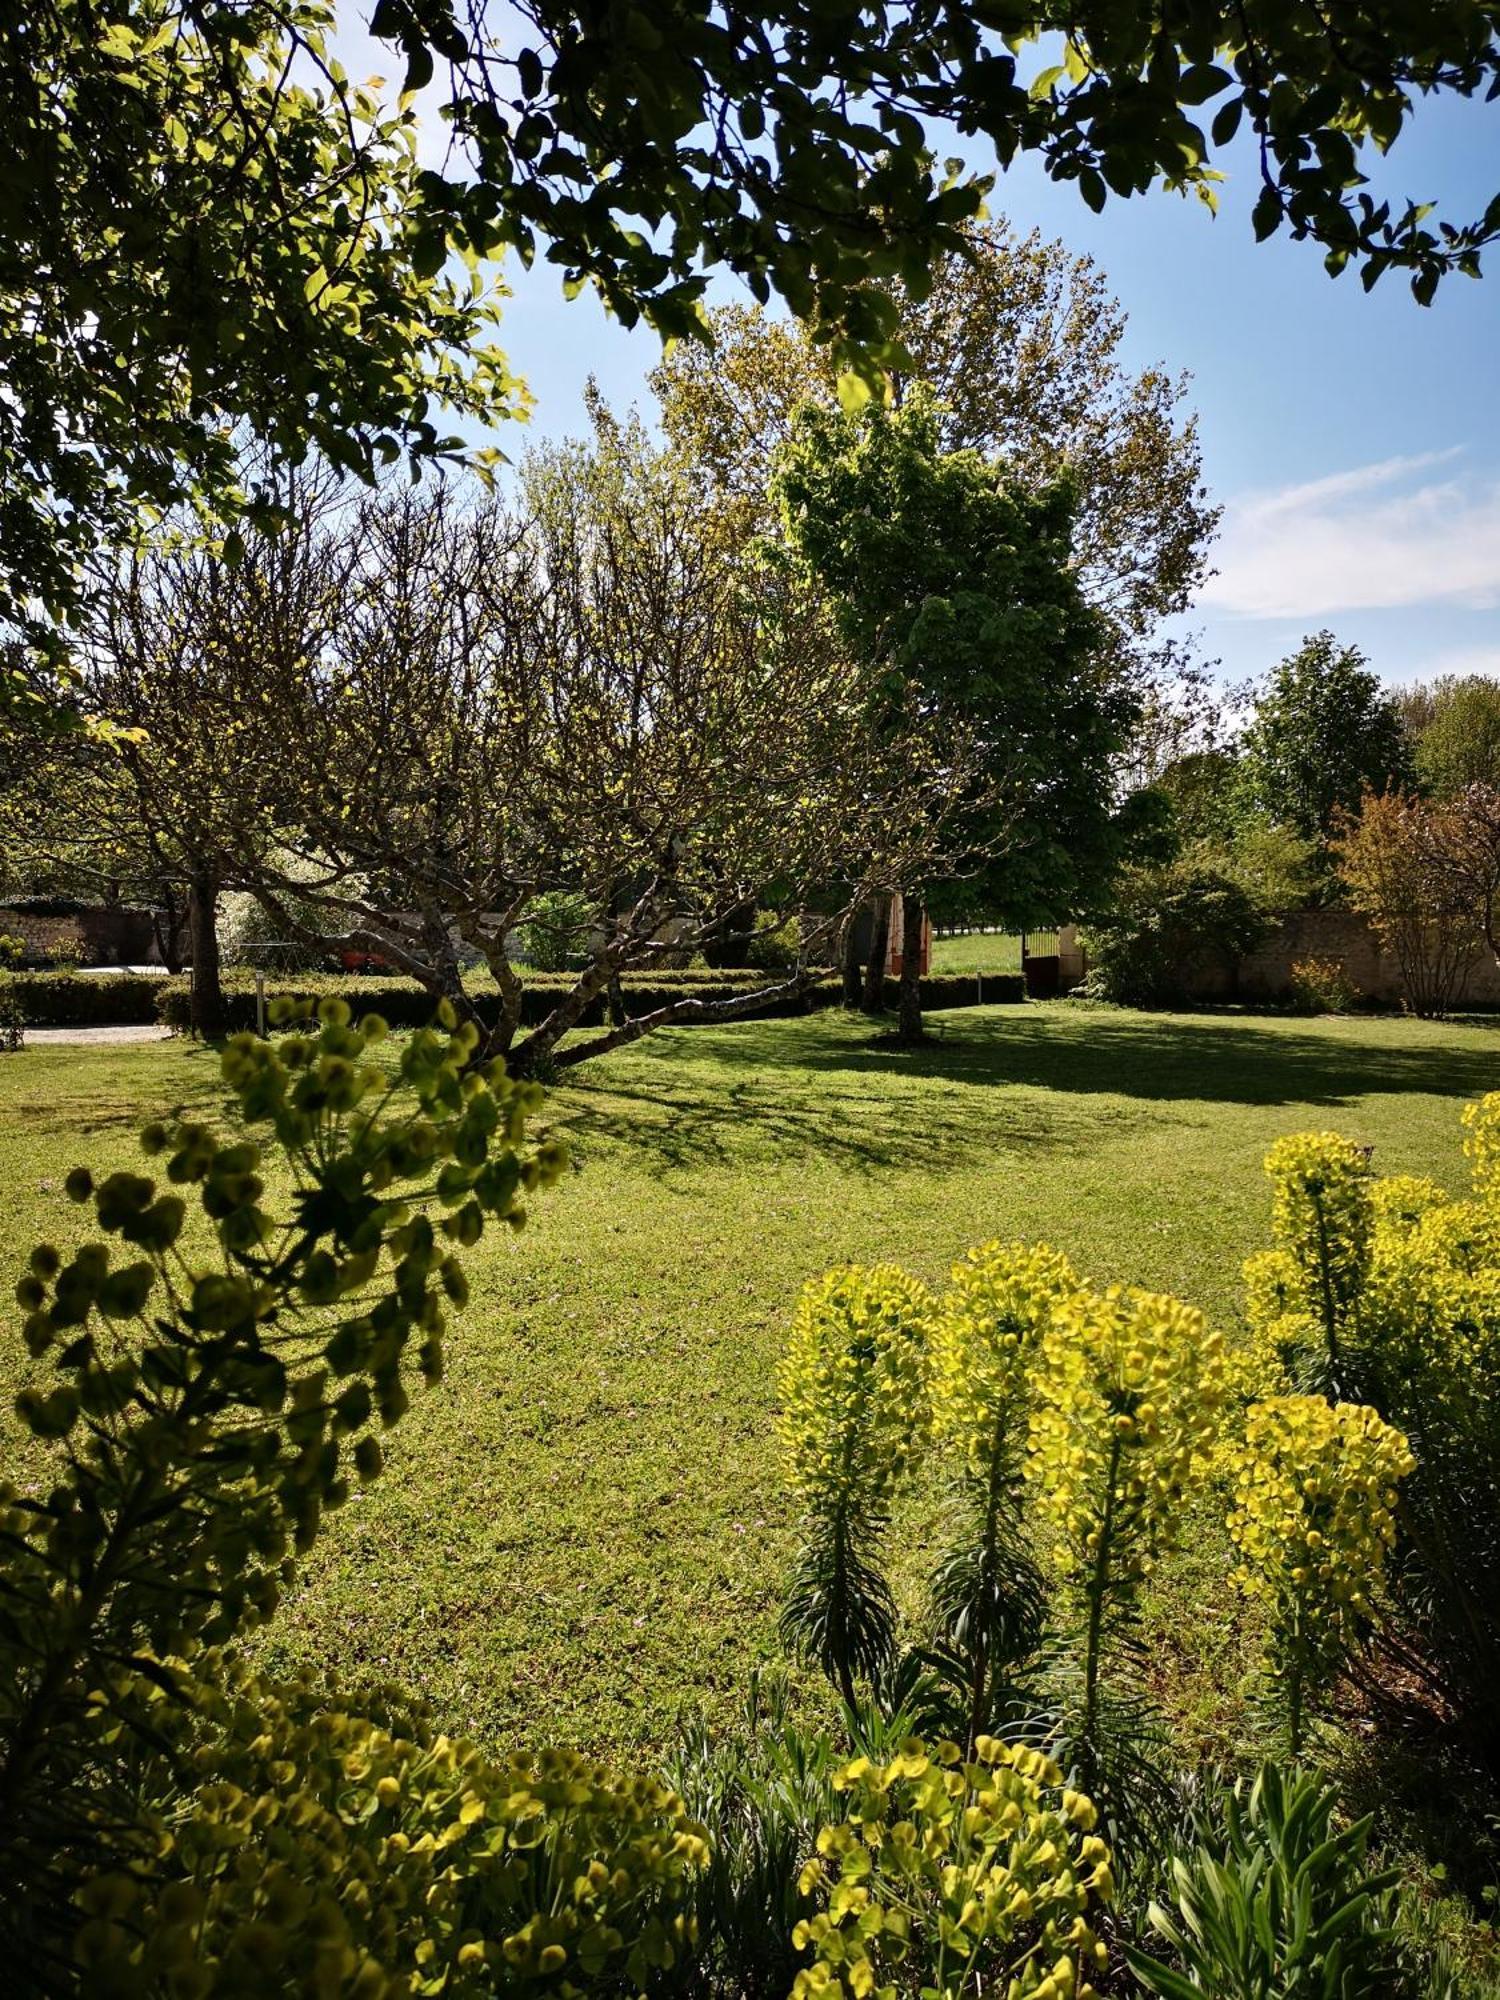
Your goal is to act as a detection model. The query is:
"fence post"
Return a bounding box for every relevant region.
[254,968,266,1040]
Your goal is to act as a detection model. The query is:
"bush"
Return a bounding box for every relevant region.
[1287,954,1357,1013]
[514,889,595,971]
[0,971,164,1026]
[1080,863,1268,1006]
[157,969,1025,1036]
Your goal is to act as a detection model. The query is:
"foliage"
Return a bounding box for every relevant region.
[1245,1098,1500,1773]
[777,1266,932,1698]
[1403,676,1500,800]
[1227,1398,1413,1753]
[0,0,516,666]
[516,890,596,972]
[1127,1762,1405,2000]
[83,1667,707,1996]
[1333,789,1482,1018]
[1079,861,1268,1005]
[0,971,164,1028]
[1239,636,1413,844]
[650,224,1218,666]
[381,0,1500,387]
[790,1736,1112,2000]
[1287,957,1357,1015]
[0,997,572,1969]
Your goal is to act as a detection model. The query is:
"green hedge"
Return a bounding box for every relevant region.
[0,973,165,1027]
[158,969,1025,1035]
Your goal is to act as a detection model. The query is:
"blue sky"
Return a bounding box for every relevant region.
[342,16,1500,696]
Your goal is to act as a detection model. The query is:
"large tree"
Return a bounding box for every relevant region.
[1238,632,1413,844]
[0,0,517,677]
[649,225,1218,665]
[774,389,1137,1042]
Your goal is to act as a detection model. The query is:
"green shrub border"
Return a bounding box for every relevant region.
[0,967,1025,1031]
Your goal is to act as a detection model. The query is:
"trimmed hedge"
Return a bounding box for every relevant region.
[158,969,1025,1035]
[0,973,167,1027]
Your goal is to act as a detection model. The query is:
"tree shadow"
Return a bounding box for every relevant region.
[550,1005,1500,1178]
[618,1006,1500,1108]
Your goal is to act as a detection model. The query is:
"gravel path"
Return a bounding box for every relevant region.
[20,1025,172,1046]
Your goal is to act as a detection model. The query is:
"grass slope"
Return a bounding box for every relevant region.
[0,1002,1495,1758]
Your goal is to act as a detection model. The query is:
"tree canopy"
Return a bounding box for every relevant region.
[1238,632,1413,842]
[384,0,1500,376]
[0,0,518,666]
[1402,674,1500,798]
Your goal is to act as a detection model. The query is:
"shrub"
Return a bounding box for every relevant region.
[1287,954,1357,1014]
[1127,1762,1405,2000]
[0,983,23,1051]
[1079,862,1268,1007]
[1244,1099,1500,1773]
[515,889,595,971]
[927,1243,1080,1745]
[1026,1286,1226,1775]
[790,1736,1113,2000]
[776,1265,932,1699]
[1226,1397,1413,1753]
[0,970,164,1026]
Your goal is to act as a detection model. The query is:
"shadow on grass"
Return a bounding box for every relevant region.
[631,1006,1500,1107]
[550,1005,1500,1178]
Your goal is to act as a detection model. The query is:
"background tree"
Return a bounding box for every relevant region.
[0,0,517,679]
[1238,634,1413,845]
[773,390,1134,1044]
[651,224,1218,663]
[1400,675,1500,799]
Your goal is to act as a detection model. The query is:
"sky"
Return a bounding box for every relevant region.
[341,15,1500,698]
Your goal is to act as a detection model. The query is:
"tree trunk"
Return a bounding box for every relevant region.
[897,892,926,1044]
[841,906,864,1008]
[861,897,890,1015]
[154,888,186,976]
[188,870,225,1040]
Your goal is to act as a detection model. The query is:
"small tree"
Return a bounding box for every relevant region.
[1333,790,1482,1018]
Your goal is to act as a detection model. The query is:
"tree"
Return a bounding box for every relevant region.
[773,389,1132,1044]
[380,0,1500,379]
[227,422,974,1067]
[7,475,347,1033]
[1080,860,1268,1005]
[1402,675,1500,798]
[1239,634,1413,844]
[1333,789,1481,1018]
[650,225,1218,662]
[0,0,517,677]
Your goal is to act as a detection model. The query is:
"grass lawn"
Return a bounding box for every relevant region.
[2,1001,1497,1764]
[929,929,1023,975]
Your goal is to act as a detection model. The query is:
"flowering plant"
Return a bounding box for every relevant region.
[791,1736,1111,2000]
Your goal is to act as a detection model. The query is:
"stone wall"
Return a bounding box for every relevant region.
[0,905,157,966]
[1180,907,1500,1008]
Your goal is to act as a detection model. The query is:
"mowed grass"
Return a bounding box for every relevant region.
[929,930,1023,975]
[1,1002,1496,1760]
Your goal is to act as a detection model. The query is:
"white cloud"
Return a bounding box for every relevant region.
[1201,449,1500,619]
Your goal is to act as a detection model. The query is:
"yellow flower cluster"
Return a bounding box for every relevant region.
[776,1265,933,1512]
[790,1736,1111,2000]
[928,1242,1081,1480]
[77,1660,709,1997]
[1026,1286,1226,1584]
[1462,1090,1500,1206]
[1261,1132,1374,1341]
[1227,1396,1414,1676]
